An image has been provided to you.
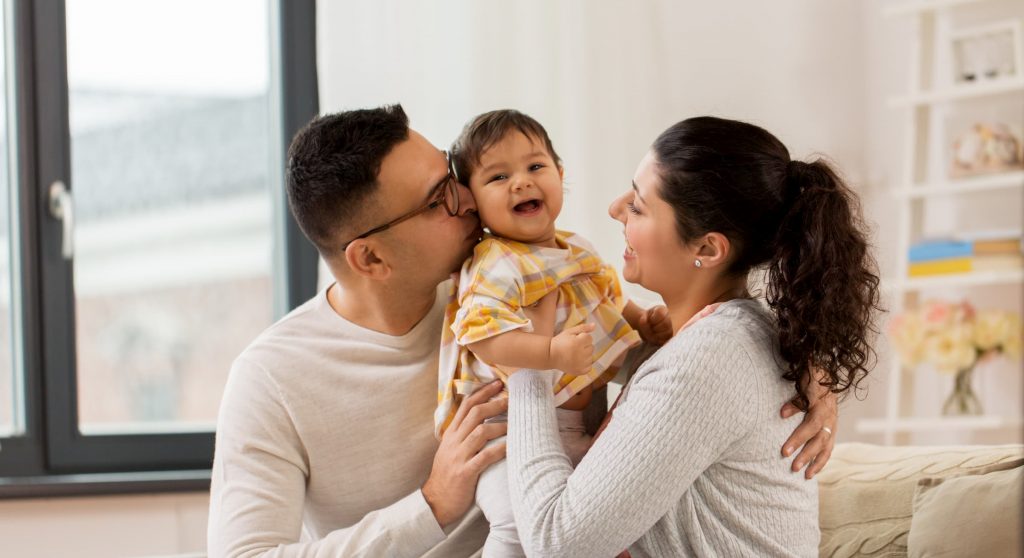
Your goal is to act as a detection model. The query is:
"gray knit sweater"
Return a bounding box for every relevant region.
[507,299,819,557]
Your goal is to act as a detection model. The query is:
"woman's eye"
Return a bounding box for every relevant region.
[626,201,641,215]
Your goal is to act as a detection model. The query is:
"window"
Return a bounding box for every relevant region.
[0,0,18,441]
[0,0,317,485]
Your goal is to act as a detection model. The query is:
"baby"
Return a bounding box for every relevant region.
[434,109,672,557]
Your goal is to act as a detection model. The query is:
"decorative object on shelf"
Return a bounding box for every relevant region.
[888,300,1022,416]
[950,21,1022,85]
[950,122,1024,178]
[908,232,1023,278]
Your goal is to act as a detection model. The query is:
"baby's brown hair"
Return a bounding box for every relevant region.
[451,109,562,184]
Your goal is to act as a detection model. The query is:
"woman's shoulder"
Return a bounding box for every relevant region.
[638,299,779,384]
[676,299,773,348]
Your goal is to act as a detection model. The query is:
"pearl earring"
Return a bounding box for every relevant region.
[694,259,703,268]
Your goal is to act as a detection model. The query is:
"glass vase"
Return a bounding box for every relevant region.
[941,365,983,416]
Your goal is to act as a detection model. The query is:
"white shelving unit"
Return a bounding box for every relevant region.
[862,0,1024,444]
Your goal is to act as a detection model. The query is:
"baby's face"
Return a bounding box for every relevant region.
[468,131,563,245]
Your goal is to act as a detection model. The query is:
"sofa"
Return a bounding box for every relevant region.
[818,442,1024,557]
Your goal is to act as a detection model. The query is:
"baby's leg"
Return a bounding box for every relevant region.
[475,427,526,557]
[475,410,591,557]
[555,408,592,467]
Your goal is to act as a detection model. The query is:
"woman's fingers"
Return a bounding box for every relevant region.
[805,442,834,480]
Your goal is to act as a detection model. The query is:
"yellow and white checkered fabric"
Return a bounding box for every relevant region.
[434,231,641,437]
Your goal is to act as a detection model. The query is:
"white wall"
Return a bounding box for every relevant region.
[318,3,868,305]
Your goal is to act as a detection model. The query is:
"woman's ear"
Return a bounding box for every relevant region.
[695,232,731,269]
[344,240,392,280]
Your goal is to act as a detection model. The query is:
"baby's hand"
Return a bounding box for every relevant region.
[679,303,722,332]
[636,305,673,346]
[549,323,596,376]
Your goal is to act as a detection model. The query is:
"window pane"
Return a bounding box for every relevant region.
[66,0,274,434]
[0,0,18,438]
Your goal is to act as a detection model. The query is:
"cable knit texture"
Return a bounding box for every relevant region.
[507,298,819,557]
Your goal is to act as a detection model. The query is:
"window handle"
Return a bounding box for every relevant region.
[47,180,74,260]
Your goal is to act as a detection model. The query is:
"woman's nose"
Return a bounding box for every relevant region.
[609,192,627,223]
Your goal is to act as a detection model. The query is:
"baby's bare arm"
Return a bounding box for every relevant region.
[468,330,557,371]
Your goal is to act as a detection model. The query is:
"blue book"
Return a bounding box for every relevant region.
[908,240,973,262]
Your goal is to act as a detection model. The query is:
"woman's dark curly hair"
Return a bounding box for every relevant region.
[652,116,882,407]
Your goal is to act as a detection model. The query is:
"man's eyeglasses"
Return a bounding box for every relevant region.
[341,150,461,250]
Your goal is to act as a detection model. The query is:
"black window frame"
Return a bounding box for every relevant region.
[0,0,318,491]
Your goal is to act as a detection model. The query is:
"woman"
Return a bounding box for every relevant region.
[505,116,880,557]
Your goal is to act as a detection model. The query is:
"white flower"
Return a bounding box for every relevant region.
[923,324,977,374]
[975,310,1009,351]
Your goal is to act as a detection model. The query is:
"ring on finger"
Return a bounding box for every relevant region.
[821,426,833,437]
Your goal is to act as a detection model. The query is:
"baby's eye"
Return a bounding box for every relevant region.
[529,163,545,171]
[487,174,508,184]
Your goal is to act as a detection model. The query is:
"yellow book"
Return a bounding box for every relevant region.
[908,258,971,277]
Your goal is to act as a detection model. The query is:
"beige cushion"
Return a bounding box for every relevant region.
[818,443,1024,557]
[907,465,1023,558]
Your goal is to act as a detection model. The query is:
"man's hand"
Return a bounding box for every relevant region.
[549,323,596,375]
[635,305,674,345]
[779,367,838,479]
[422,381,508,527]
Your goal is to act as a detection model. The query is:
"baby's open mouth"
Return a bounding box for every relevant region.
[513,199,543,214]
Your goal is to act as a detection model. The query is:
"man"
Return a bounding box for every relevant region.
[207,105,837,557]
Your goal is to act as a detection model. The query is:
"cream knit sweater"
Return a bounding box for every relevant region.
[507,299,819,557]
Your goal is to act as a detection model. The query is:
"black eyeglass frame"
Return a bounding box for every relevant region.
[340,150,461,250]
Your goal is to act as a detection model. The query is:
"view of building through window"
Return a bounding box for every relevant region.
[66,0,275,433]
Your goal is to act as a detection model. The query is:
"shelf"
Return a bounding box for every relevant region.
[883,0,991,17]
[886,269,1024,292]
[857,415,1024,433]
[888,76,1024,107]
[894,171,1024,199]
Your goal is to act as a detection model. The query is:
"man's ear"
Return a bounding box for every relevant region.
[695,232,731,269]
[343,239,392,280]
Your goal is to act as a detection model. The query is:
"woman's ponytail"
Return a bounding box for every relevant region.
[767,159,881,408]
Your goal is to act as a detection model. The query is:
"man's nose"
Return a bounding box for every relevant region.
[457,184,477,216]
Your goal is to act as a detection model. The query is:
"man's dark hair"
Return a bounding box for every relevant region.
[286,104,409,256]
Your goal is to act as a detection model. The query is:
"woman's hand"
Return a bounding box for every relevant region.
[779,368,838,479]
[636,305,674,345]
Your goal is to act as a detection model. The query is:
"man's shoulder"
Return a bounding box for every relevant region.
[244,290,322,339]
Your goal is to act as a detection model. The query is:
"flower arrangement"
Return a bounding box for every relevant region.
[888,300,1022,414]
